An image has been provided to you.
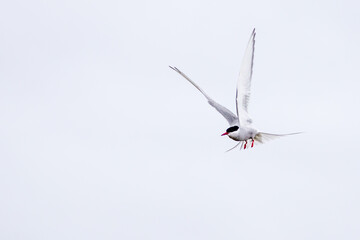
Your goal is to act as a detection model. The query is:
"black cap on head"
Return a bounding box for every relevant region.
[226,126,239,133]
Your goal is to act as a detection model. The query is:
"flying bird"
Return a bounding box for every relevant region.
[170,29,299,151]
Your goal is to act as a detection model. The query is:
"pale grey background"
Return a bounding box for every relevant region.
[0,0,359,239]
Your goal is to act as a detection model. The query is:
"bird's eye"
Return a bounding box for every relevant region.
[226,126,239,133]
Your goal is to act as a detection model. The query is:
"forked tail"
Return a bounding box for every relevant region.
[254,132,302,144]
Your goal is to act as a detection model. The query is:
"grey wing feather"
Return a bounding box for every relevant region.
[236,28,256,126]
[169,66,238,126]
[254,132,302,144]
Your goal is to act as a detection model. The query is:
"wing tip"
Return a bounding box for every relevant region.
[169,65,180,73]
[251,28,256,36]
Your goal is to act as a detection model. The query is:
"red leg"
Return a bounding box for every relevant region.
[244,140,247,149]
[251,139,254,148]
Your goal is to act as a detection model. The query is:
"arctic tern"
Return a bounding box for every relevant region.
[170,29,299,150]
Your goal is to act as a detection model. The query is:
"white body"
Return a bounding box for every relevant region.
[228,126,258,142]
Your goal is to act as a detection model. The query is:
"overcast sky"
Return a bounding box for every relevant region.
[1,0,360,239]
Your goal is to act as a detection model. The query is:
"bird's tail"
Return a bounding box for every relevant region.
[254,132,302,144]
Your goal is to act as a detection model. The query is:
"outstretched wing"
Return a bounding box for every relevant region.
[236,28,256,126]
[254,132,302,144]
[169,66,238,126]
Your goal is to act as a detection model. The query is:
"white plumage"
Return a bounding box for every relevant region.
[170,29,300,151]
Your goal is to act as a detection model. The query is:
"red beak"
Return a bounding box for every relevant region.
[221,132,229,136]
